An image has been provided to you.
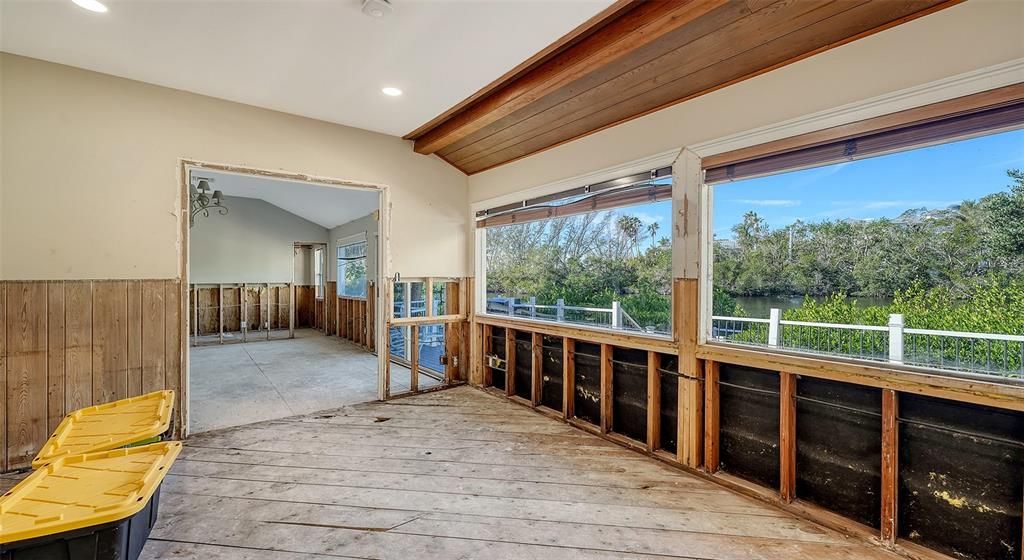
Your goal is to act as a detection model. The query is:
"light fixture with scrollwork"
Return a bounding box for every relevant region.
[189,177,228,228]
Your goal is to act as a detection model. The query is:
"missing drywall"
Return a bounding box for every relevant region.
[718,364,780,490]
[796,377,882,529]
[658,354,678,454]
[573,342,602,426]
[514,331,532,400]
[611,347,647,443]
[540,335,564,412]
[898,394,1023,560]
[489,327,506,391]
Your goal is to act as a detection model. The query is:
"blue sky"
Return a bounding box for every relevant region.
[617,127,1024,243]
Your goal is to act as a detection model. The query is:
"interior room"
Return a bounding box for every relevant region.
[186,168,383,432]
[0,1,1022,559]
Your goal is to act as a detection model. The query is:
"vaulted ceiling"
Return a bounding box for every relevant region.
[0,0,614,137]
[406,0,960,174]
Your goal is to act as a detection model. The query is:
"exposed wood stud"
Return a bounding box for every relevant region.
[600,343,612,434]
[779,372,797,503]
[0,283,6,471]
[46,283,65,433]
[564,338,575,420]
[647,351,660,452]
[881,388,899,544]
[218,284,224,344]
[505,328,516,398]
[704,360,720,472]
[482,324,493,387]
[410,325,420,393]
[531,332,543,406]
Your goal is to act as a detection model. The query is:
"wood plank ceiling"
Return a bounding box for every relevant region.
[405,0,960,175]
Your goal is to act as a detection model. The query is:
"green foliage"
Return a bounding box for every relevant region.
[486,208,672,333]
[714,170,1024,298]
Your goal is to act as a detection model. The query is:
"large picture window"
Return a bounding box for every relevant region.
[708,124,1024,379]
[480,169,673,336]
[337,237,367,298]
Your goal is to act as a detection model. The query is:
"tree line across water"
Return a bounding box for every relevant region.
[486,170,1024,338]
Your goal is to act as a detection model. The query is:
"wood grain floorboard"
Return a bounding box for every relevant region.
[144,386,901,560]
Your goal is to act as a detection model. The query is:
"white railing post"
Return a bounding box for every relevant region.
[556,298,565,323]
[888,314,904,363]
[529,296,536,318]
[508,297,515,317]
[611,301,622,329]
[767,308,781,347]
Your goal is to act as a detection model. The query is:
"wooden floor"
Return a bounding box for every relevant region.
[144,386,901,560]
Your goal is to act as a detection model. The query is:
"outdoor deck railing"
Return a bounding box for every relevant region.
[486,297,646,332]
[712,310,1024,379]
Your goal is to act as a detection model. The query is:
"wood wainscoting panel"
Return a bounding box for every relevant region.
[0,279,184,473]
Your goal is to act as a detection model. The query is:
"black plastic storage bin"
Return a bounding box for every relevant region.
[1,486,161,560]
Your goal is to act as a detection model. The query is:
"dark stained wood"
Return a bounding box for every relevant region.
[409,0,958,174]
[531,332,543,406]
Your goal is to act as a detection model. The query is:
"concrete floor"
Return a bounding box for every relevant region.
[189,329,385,434]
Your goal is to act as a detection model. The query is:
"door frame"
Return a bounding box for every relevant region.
[177,159,392,436]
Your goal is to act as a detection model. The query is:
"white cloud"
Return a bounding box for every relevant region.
[733,199,801,207]
[862,200,957,210]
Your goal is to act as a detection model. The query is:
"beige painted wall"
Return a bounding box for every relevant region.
[190,196,328,284]
[467,1,1024,203]
[0,53,468,281]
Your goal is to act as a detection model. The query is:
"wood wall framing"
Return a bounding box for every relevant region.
[0,279,183,472]
[406,0,959,174]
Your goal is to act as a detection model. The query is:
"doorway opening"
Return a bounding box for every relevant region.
[183,162,387,434]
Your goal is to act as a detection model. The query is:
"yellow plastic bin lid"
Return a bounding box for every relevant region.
[0,441,181,544]
[32,390,175,469]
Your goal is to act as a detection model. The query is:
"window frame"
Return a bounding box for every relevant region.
[337,232,368,299]
[313,245,325,300]
[473,164,678,343]
[694,84,1024,384]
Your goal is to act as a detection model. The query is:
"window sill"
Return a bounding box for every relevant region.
[475,313,676,353]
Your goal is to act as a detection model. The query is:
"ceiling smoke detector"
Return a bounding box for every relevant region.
[361,0,392,19]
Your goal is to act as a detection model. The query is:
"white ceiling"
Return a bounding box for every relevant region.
[192,169,379,229]
[0,0,614,137]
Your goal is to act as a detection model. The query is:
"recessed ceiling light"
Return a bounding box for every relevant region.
[72,0,108,12]
[381,87,403,97]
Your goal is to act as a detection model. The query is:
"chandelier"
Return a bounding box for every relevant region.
[189,177,228,228]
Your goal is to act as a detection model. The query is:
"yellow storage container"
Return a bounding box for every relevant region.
[0,442,181,546]
[31,390,175,469]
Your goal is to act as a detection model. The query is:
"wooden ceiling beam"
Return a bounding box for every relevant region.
[409,0,730,156]
[410,0,961,174]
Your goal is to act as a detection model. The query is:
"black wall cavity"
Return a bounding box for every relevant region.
[540,335,564,412]
[718,364,780,489]
[796,377,882,528]
[658,354,678,454]
[898,394,1024,560]
[489,327,506,391]
[611,348,647,443]
[514,331,532,400]
[573,342,602,426]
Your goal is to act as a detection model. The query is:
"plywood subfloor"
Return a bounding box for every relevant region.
[145,386,901,560]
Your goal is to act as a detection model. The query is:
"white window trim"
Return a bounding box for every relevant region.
[337,231,369,299]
